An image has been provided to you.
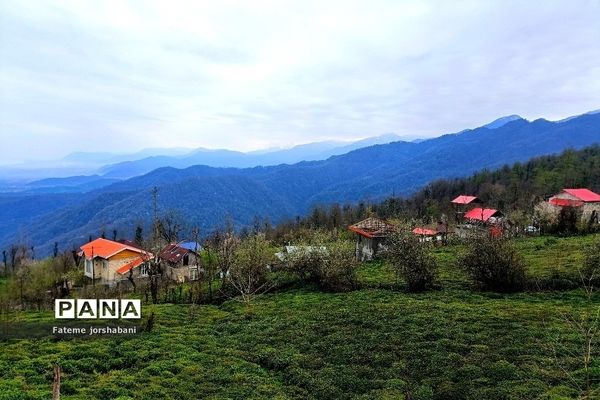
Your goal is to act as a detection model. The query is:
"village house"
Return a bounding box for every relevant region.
[412,227,438,242]
[451,195,482,222]
[455,207,505,238]
[79,238,152,285]
[412,220,450,243]
[159,242,201,282]
[348,217,395,261]
[537,188,600,224]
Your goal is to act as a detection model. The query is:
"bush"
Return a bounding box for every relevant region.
[280,233,357,292]
[460,237,526,292]
[318,240,357,292]
[581,239,600,293]
[383,231,437,292]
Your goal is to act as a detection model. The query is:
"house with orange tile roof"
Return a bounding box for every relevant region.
[79,238,152,285]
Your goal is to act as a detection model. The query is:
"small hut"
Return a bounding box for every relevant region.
[348,217,395,261]
[412,227,438,242]
[159,243,201,282]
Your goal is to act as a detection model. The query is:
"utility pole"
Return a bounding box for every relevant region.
[152,186,159,252]
[91,246,95,286]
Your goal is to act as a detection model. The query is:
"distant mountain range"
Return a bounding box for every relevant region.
[1,111,598,256]
[97,133,408,179]
[0,133,409,186]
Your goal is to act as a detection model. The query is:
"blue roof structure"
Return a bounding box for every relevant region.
[178,241,202,252]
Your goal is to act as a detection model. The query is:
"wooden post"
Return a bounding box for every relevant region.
[52,364,61,400]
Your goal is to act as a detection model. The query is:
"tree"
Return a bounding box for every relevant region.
[134,226,144,246]
[158,210,186,244]
[227,234,274,306]
[9,246,17,272]
[384,231,437,292]
[460,237,526,292]
[211,221,239,279]
[147,258,162,304]
[201,239,218,302]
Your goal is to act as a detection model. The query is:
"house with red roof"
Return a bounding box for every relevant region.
[451,195,481,205]
[79,238,152,285]
[451,195,482,222]
[464,207,503,223]
[541,188,600,224]
[348,217,396,260]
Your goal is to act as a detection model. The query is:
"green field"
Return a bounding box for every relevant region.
[1,235,599,399]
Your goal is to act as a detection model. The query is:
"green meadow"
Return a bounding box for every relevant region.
[1,235,599,400]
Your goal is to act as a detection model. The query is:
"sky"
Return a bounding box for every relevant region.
[1,0,600,165]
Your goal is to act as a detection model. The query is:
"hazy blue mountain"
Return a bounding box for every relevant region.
[558,109,600,123]
[99,134,404,179]
[2,112,599,255]
[0,147,197,182]
[61,147,195,164]
[24,175,122,193]
[0,193,79,245]
[0,134,407,187]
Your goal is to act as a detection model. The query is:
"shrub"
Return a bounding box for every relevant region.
[460,237,526,292]
[556,206,579,235]
[383,231,437,292]
[317,240,357,292]
[281,245,326,281]
[581,239,600,293]
[280,233,357,292]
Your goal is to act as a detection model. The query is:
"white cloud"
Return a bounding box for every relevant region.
[0,0,599,164]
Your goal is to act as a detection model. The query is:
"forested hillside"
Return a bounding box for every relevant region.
[289,145,600,231]
[1,113,599,255]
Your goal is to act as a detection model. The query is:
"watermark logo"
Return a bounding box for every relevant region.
[55,299,141,319]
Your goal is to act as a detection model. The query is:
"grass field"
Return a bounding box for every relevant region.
[0,235,599,399]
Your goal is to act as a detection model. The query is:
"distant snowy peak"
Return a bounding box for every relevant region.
[482,115,524,130]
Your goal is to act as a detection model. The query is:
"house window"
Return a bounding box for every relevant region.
[183,254,189,266]
[85,259,93,275]
[140,264,149,276]
[190,267,198,281]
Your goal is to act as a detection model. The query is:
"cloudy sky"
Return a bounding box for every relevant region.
[1,0,599,165]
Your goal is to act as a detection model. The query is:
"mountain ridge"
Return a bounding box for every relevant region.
[1,111,599,255]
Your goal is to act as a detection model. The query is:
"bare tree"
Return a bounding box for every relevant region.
[210,220,239,279]
[1,250,6,274]
[158,210,186,244]
[226,234,274,307]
